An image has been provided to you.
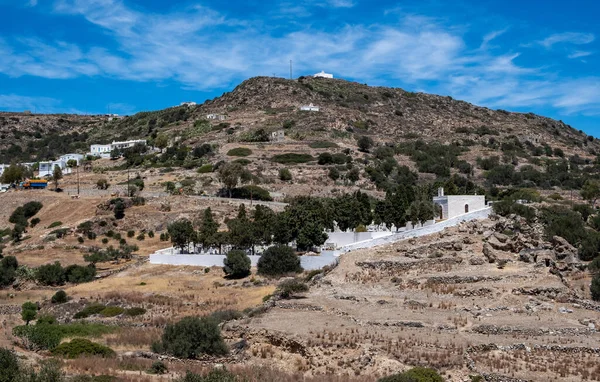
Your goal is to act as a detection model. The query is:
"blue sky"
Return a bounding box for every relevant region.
[0,0,599,135]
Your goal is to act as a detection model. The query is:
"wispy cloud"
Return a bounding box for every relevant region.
[568,50,593,59]
[0,0,598,117]
[539,32,595,48]
[480,28,508,49]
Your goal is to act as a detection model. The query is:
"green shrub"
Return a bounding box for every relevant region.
[223,250,251,279]
[65,264,96,283]
[209,310,243,323]
[541,206,587,246]
[271,153,314,164]
[36,314,57,325]
[52,338,115,358]
[47,221,63,229]
[276,278,309,298]
[309,141,338,149]
[100,306,125,317]
[197,164,213,173]
[13,322,115,351]
[148,231,155,238]
[148,361,168,375]
[124,307,147,317]
[136,234,145,241]
[378,367,444,382]
[127,230,135,238]
[257,245,302,277]
[36,262,65,286]
[227,147,252,157]
[0,347,20,382]
[279,168,292,181]
[102,238,109,244]
[152,316,228,359]
[30,217,41,228]
[51,290,68,304]
[73,304,107,319]
[229,185,273,201]
[178,369,237,382]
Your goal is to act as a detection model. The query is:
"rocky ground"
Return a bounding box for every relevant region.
[223,215,599,381]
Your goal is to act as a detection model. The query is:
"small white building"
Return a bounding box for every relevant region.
[59,154,84,165]
[206,114,227,120]
[90,144,112,158]
[433,188,486,220]
[314,71,333,79]
[300,103,320,112]
[270,130,285,143]
[39,159,69,177]
[88,139,147,158]
[181,102,197,107]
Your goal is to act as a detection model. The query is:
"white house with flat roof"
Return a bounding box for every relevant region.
[89,139,147,158]
[206,113,226,120]
[39,159,69,177]
[300,103,320,112]
[433,188,486,220]
[59,153,84,165]
[314,71,333,79]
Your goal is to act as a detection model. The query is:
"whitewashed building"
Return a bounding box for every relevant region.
[39,159,68,177]
[59,154,84,165]
[270,130,285,143]
[206,113,227,120]
[433,188,486,220]
[89,139,147,158]
[300,103,320,112]
[314,70,334,79]
[181,102,197,107]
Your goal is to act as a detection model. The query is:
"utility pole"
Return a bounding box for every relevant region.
[76,163,80,195]
[127,167,130,197]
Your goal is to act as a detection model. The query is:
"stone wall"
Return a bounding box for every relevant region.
[149,252,338,271]
[149,207,491,270]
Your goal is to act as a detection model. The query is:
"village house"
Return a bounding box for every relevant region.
[88,139,147,158]
[300,103,320,112]
[433,188,486,220]
[206,113,227,120]
[180,101,197,107]
[270,130,285,143]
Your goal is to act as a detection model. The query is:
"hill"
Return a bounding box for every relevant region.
[2,76,599,196]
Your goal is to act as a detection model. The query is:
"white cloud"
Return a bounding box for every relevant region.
[0,1,599,117]
[27,0,38,6]
[539,32,595,48]
[0,94,87,114]
[568,50,593,59]
[480,28,508,49]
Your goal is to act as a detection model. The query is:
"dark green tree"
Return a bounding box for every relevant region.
[167,219,195,252]
[357,135,374,153]
[21,301,37,325]
[223,250,251,278]
[257,245,302,276]
[113,201,125,220]
[198,208,219,250]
